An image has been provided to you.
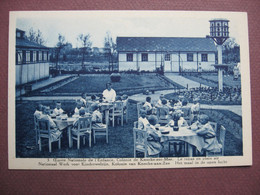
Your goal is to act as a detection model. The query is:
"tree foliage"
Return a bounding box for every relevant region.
[104,31,117,71]
[26,28,45,45]
[222,38,240,64]
[77,33,92,69]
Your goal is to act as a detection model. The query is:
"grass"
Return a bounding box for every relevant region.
[51,74,169,94]
[15,100,243,158]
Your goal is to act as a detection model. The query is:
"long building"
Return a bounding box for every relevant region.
[117,37,217,72]
[16,28,50,85]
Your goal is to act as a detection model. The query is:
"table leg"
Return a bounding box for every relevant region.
[68,126,72,148]
[187,144,193,157]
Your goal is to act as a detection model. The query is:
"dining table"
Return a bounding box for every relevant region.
[159,126,205,157]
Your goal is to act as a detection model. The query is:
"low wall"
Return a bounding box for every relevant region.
[16,63,49,85]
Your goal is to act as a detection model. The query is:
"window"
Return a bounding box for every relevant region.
[26,51,30,63]
[202,54,208,62]
[39,51,42,61]
[141,53,148,61]
[16,51,22,65]
[165,54,170,61]
[30,51,33,62]
[126,53,133,61]
[187,53,193,62]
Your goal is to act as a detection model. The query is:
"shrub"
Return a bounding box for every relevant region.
[110,73,121,82]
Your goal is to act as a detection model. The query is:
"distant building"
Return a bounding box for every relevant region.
[117,37,217,72]
[16,28,50,85]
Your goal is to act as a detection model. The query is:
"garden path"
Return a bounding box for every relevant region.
[165,73,209,89]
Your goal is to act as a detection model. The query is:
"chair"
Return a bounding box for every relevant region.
[71,116,92,149]
[209,121,217,132]
[34,115,39,145]
[123,99,129,124]
[206,125,226,156]
[109,101,124,127]
[85,101,93,113]
[182,106,192,125]
[92,112,109,144]
[136,102,144,119]
[37,119,61,152]
[156,106,170,125]
[133,121,148,158]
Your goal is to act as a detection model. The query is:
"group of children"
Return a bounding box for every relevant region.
[137,95,222,157]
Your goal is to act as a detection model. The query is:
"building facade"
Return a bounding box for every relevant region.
[16,28,50,85]
[117,37,217,72]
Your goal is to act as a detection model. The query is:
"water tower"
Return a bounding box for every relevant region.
[209,19,230,91]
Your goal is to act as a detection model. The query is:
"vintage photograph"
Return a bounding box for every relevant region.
[8,11,252,169]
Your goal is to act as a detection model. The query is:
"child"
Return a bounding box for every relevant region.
[156,94,165,107]
[80,92,87,107]
[91,103,107,128]
[53,101,64,116]
[138,109,149,130]
[145,115,163,157]
[40,106,62,141]
[74,99,84,115]
[190,114,222,153]
[34,104,43,119]
[143,96,153,115]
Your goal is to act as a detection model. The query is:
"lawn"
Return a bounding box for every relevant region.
[51,74,171,95]
[15,100,242,158]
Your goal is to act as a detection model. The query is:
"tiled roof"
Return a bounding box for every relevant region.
[16,38,48,49]
[117,37,217,52]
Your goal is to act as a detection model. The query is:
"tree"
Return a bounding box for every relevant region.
[77,33,92,70]
[222,38,240,64]
[26,28,45,45]
[55,34,67,71]
[104,31,117,71]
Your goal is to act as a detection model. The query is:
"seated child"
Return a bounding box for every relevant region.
[53,101,64,116]
[71,109,91,133]
[155,94,165,107]
[166,110,188,127]
[40,106,62,141]
[143,96,153,115]
[80,92,87,107]
[190,114,222,153]
[74,99,84,115]
[91,103,107,128]
[34,104,43,119]
[145,115,163,157]
[138,109,149,130]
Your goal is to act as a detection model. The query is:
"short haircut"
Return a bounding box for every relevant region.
[91,95,96,100]
[162,99,167,105]
[182,99,188,106]
[146,96,151,102]
[106,82,112,88]
[81,92,86,97]
[79,108,86,116]
[56,101,61,105]
[139,109,146,115]
[148,115,158,126]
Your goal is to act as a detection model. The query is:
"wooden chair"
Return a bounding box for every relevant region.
[92,112,109,144]
[34,115,39,145]
[37,119,61,152]
[109,101,124,127]
[137,102,144,119]
[71,116,92,149]
[206,125,226,156]
[123,99,129,123]
[133,121,148,158]
[156,106,170,125]
[85,101,93,113]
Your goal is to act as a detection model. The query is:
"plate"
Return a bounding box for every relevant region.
[161,131,169,134]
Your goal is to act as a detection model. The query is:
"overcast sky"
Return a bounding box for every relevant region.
[15,11,242,48]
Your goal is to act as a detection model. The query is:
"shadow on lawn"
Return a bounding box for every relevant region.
[15,101,243,158]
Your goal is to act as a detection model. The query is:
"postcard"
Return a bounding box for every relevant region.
[8,10,252,169]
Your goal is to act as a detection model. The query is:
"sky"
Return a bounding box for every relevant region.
[15,11,243,48]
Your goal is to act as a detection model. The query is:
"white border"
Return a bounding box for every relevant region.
[8,11,252,169]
